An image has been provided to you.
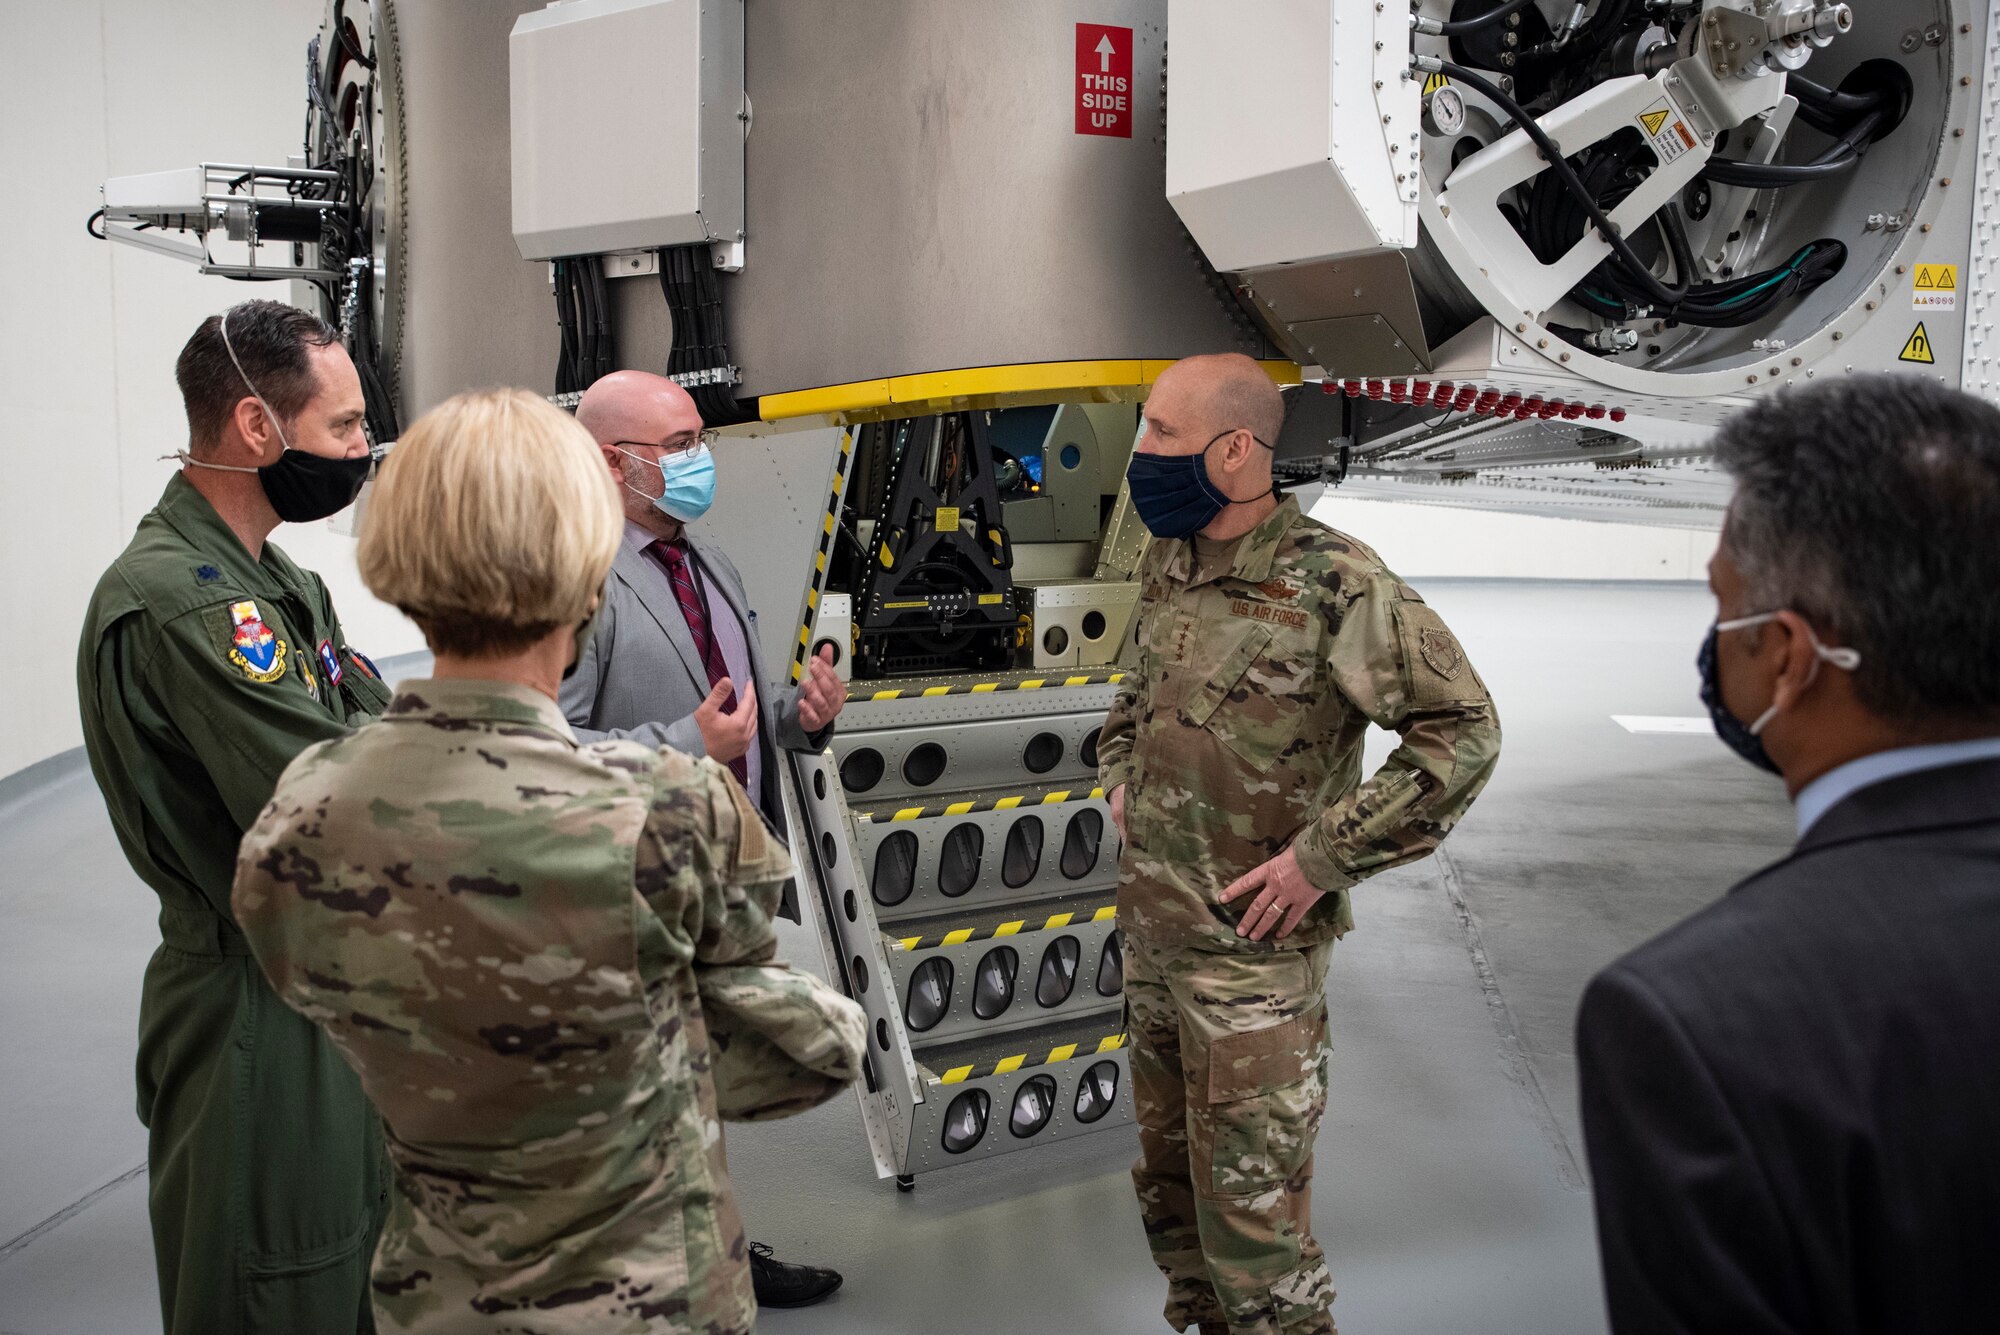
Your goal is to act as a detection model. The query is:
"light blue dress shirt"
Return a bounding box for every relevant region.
[1794,735,2000,837]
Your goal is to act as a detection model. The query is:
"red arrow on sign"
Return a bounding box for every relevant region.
[1075,23,1133,138]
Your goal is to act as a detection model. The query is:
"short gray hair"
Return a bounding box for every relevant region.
[1715,374,2000,724]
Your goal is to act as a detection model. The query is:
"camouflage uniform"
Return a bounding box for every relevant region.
[232,678,865,1334]
[1095,495,1501,1335]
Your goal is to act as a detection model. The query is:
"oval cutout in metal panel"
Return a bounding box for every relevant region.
[840,748,884,794]
[903,742,947,787]
[942,1088,992,1154]
[1074,1060,1120,1124]
[872,830,917,907]
[1002,816,1044,888]
[1009,1074,1059,1138]
[972,945,1018,1020]
[1022,732,1063,775]
[938,823,983,898]
[1080,726,1101,769]
[1095,929,1124,996]
[904,957,954,1033]
[1035,936,1081,1008]
[1060,808,1103,880]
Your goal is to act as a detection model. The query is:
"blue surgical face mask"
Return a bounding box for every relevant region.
[619,444,716,523]
[1125,429,1270,539]
[1698,612,1861,774]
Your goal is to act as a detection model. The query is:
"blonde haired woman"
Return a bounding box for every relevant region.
[232,388,862,1334]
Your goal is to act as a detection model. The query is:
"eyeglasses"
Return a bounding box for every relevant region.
[613,429,715,458]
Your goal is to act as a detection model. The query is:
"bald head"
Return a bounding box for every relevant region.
[575,370,702,448]
[576,370,707,536]
[1156,354,1285,447]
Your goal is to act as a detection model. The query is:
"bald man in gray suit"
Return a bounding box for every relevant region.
[558,370,848,1309]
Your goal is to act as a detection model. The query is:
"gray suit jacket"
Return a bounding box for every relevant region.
[560,532,831,918]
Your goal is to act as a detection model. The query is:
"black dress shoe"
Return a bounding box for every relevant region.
[749,1240,843,1308]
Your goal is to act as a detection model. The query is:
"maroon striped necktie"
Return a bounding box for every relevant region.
[648,538,749,785]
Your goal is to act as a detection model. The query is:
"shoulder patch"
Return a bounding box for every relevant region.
[317,639,345,687]
[226,600,288,683]
[1394,599,1481,707]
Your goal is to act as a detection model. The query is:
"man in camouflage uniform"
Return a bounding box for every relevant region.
[1097,354,1502,1335]
[232,387,864,1334]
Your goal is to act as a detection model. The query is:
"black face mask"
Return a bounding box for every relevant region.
[256,448,372,523]
[1696,624,1780,774]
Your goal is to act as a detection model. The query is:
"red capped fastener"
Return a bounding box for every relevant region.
[1538,400,1562,419]
[1454,387,1479,411]
[1388,380,1408,403]
[1562,402,1585,419]
[1343,379,1364,397]
[1366,379,1386,400]
[1409,381,1433,405]
[1585,404,1607,420]
[1497,391,1523,412]
[1609,407,1628,423]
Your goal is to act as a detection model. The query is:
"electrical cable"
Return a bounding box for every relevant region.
[1436,59,1689,307]
[1433,0,1537,36]
[1698,107,1884,187]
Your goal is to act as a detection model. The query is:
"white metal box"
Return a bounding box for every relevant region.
[509,0,745,261]
[1165,0,1418,272]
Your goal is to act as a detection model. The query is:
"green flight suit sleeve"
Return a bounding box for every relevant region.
[145,603,359,834]
[1290,571,1502,893]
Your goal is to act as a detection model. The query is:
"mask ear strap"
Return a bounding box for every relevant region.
[218,307,293,456]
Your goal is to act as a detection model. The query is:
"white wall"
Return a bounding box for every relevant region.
[1309,495,1720,583]
[0,0,425,777]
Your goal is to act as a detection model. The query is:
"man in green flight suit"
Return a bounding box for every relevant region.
[76,300,392,1333]
[1098,354,1502,1335]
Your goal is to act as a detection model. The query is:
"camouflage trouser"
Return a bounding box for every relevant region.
[1124,929,1337,1335]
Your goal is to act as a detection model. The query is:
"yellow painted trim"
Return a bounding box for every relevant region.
[944,801,976,816]
[995,796,1023,810]
[922,685,950,697]
[759,359,1303,424]
[899,936,921,952]
[942,928,975,947]
[1044,912,1075,930]
[970,682,998,693]
[892,806,925,822]
[1093,905,1117,922]
[994,1054,1026,1075]
[1047,1043,1079,1064]
[1097,1033,1127,1052]
[941,1065,974,1085]
[995,920,1025,937]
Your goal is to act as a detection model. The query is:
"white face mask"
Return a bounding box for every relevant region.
[1715,611,1862,735]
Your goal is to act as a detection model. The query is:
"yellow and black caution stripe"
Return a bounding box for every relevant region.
[936,1032,1129,1086]
[845,669,1124,704]
[856,785,1106,825]
[791,428,857,684]
[893,904,1117,954]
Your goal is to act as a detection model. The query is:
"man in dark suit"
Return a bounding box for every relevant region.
[560,369,849,1310]
[1576,374,2000,1335]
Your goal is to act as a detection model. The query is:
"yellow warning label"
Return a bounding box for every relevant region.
[1913,263,1959,310]
[1639,108,1670,137]
[934,505,961,531]
[1422,71,1450,96]
[1899,323,1935,365]
[977,593,1003,606]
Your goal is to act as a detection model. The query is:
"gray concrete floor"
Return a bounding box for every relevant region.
[0,580,1795,1334]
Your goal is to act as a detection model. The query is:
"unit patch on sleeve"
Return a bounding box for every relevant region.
[227,600,288,683]
[317,639,345,687]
